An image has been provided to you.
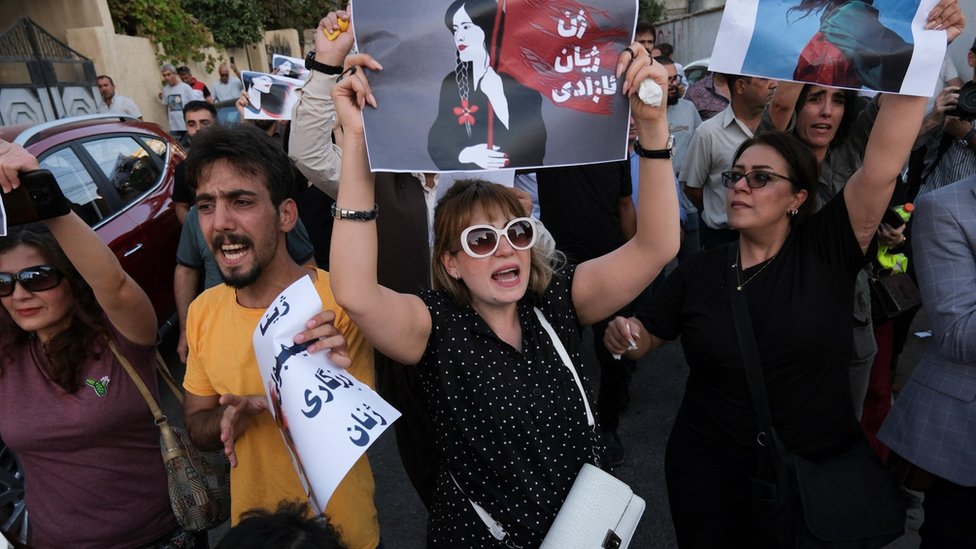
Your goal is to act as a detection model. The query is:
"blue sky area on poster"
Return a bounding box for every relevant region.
[709,0,946,96]
[351,0,639,173]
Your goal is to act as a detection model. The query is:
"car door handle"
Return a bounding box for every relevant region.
[123,243,144,257]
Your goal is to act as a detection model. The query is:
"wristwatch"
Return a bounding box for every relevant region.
[633,134,674,159]
[305,51,343,75]
[962,126,976,146]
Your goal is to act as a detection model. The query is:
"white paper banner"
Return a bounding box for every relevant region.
[253,275,400,510]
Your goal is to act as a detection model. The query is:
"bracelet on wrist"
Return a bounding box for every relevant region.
[331,203,379,221]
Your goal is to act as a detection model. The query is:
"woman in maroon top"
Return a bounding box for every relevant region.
[0,140,193,548]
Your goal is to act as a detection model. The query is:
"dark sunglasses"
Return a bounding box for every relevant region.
[0,265,64,297]
[721,170,796,189]
[459,217,537,258]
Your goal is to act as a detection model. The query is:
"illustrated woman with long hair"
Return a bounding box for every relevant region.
[427,0,547,170]
[791,0,914,92]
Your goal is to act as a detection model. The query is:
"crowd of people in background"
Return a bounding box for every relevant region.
[0,1,973,548]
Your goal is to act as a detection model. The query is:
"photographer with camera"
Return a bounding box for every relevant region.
[914,37,976,200]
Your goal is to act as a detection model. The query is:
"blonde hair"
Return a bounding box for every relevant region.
[432,180,563,306]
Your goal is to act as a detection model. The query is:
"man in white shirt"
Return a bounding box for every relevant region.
[159,63,201,139]
[681,74,777,248]
[211,63,245,102]
[96,75,142,119]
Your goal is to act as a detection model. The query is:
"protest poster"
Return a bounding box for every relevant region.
[272,54,311,81]
[253,276,401,510]
[708,0,946,96]
[351,0,638,173]
[241,71,304,120]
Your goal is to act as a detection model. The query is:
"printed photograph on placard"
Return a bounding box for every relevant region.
[240,71,305,120]
[708,0,946,96]
[352,0,638,173]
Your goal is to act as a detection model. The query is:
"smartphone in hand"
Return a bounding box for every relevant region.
[1,169,71,229]
[880,207,905,229]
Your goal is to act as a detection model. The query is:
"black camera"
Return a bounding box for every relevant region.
[946,81,976,121]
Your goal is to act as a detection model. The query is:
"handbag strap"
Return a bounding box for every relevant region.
[108,338,166,423]
[453,308,596,548]
[108,339,185,464]
[533,307,596,430]
[155,351,185,406]
[726,243,776,447]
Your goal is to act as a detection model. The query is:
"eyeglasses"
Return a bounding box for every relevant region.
[0,265,64,297]
[459,217,536,258]
[721,170,796,189]
[667,75,680,83]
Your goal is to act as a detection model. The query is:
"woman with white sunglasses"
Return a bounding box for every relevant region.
[327,37,680,548]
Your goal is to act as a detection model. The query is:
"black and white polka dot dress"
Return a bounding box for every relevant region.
[418,265,604,548]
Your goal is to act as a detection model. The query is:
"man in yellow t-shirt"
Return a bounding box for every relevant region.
[180,123,379,549]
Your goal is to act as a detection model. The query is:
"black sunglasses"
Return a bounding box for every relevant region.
[721,170,796,189]
[0,265,64,297]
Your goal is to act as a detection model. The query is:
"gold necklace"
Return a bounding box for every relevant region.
[733,250,776,291]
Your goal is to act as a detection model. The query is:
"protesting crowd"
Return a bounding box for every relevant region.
[0,0,973,548]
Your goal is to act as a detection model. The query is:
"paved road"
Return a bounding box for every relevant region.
[162,314,929,548]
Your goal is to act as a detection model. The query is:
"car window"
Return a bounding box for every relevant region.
[82,136,161,207]
[38,148,110,226]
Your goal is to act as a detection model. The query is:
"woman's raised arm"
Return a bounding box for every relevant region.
[572,44,681,326]
[0,140,157,345]
[328,55,432,366]
[844,0,965,252]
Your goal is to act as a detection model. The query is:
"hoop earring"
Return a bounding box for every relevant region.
[788,208,799,217]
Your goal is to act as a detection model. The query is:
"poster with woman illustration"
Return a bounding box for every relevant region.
[708,0,946,96]
[352,0,638,173]
[241,71,304,120]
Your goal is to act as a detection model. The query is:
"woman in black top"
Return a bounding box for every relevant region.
[604,25,960,543]
[329,37,679,547]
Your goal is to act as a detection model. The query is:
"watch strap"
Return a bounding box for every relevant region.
[633,135,674,159]
[305,51,343,75]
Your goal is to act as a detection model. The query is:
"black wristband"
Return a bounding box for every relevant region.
[633,135,674,159]
[305,51,343,75]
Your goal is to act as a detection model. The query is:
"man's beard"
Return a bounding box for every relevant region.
[667,92,679,106]
[213,233,268,289]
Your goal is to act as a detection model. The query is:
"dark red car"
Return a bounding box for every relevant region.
[0,114,183,543]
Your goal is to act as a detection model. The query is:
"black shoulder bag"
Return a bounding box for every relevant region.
[726,244,907,548]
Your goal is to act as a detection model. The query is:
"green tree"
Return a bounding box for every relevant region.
[262,0,340,36]
[638,0,667,24]
[108,0,217,69]
[184,0,265,48]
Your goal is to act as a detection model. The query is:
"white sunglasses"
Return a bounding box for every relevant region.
[459,217,537,258]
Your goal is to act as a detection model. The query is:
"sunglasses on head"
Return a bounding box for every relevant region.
[721,170,796,189]
[0,265,64,297]
[459,217,537,258]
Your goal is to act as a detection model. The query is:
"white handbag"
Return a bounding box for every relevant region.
[453,308,645,548]
[539,463,646,549]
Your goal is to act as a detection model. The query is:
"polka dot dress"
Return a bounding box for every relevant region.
[418,265,604,548]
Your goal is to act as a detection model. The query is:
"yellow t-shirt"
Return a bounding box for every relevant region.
[184,269,379,549]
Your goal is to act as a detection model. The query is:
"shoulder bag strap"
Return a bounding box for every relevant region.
[452,308,593,548]
[726,243,776,447]
[533,307,596,429]
[108,339,184,463]
[155,351,184,406]
[109,339,166,422]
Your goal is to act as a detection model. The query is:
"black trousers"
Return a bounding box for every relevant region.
[374,351,439,509]
[920,476,976,548]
